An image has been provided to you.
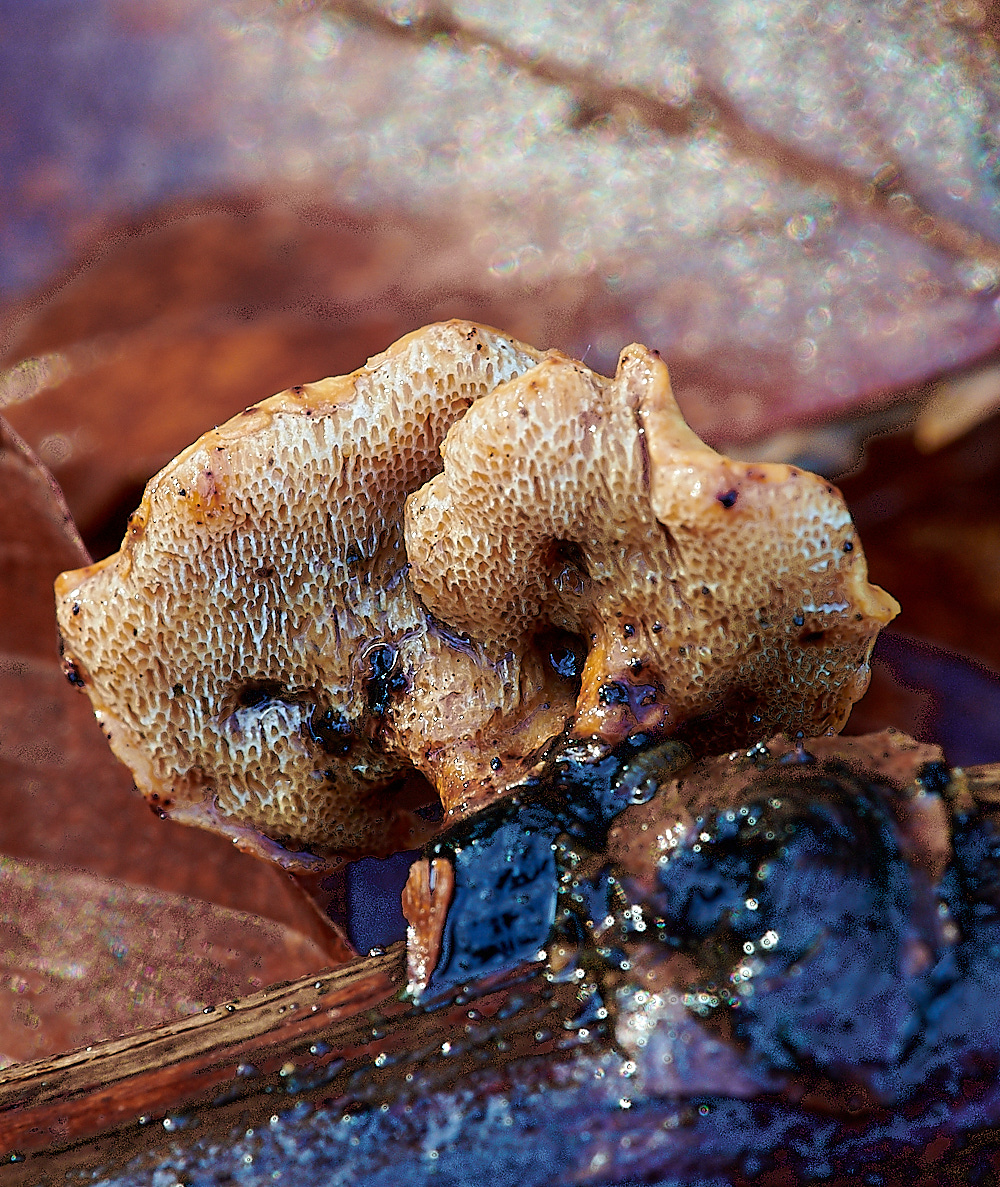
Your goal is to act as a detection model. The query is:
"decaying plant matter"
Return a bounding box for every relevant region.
[20,318,1000,1184]
[53,321,896,869]
[7,731,1000,1185]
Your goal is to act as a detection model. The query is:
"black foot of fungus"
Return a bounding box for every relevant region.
[411,732,692,1000]
[411,729,997,1123]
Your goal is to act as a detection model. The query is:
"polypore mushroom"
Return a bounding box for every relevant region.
[405,343,899,753]
[55,320,898,866]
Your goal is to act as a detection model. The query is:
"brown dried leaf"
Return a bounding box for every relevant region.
[0,422,335,1030]
[0,855,327,1067]
[840,412,1000,766]
[842,411,1000,672]
[0,420,86,657]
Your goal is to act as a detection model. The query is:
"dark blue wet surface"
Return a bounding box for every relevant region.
[38,734,1000,1185]
[345,850,414,955]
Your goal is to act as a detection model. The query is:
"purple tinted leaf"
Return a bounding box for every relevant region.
[846,630,1000,767]
[2,0,1000,438]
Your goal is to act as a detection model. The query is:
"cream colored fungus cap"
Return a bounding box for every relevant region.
[55,321,898,865]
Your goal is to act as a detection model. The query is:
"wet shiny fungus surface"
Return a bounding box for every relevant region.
[404,730,1000,1111]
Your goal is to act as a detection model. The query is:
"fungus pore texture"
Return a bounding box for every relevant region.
[55,321,898,863]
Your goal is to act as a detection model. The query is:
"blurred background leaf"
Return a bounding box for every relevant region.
[0,853,329,1068]
[0,0,999,1068]
[4,0,1000,440]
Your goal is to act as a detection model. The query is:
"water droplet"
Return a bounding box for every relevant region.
[785,212,816,241]
[946,176,973,201]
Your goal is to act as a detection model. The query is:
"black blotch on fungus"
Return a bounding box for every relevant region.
[917,761,951,796]
[535,627,586,682]
[365,644,407,719]
[548,539,590,595]
[598,682,629,705]
[62,659,86,688]
[233,679,285,709]
[308,707,355,757]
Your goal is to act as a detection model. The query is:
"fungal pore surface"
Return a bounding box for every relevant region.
[55,321,898,865]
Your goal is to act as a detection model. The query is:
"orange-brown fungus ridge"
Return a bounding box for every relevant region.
[54,321,899,866]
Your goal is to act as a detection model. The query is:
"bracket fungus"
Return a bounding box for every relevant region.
[55,321,898,867]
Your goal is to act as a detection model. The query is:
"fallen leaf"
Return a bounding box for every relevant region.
[2,0,1000,443]
[0,420,338,1062]
[841,409,1000,672]
[845,630,1000,768]
[0,854,328,1067]
[916,360,1000,451]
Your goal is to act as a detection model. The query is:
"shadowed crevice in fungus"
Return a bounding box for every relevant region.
[54,320,898,870]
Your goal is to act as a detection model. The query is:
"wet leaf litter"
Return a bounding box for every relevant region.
[13,324,996,1185]
[5,2,997,1177]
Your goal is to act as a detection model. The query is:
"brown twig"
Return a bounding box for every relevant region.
[0,944,584,1183]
